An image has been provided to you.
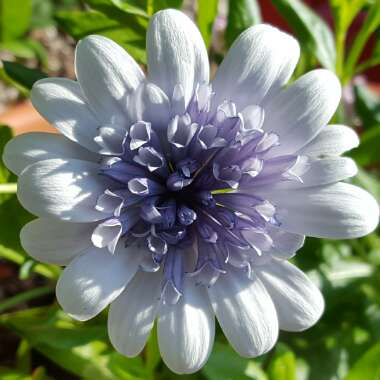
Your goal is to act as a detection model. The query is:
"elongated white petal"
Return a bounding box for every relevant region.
[212,24,300,110]
[21,218,96,265]
[31,78,100,152]
[56,244,140,321]
[147,9,209,106]
[17,158,109,222]
[257,260,324,331]
[108,270,162,357]
[267,226,305,260]
[263,70,341,155]
[272,157,358,190]
[208,270,278,357]
[94,123,128,155]
[158,278,215,374]
[298,157,357,186]
[264,183,379,238]
[297,124,359,157]
[3,132,98,175]
[127,82,171,130]
[75,35,144,124]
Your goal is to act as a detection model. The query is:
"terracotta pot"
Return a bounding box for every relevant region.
[0,101,55,135]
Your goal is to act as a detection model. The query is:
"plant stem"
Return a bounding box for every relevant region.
[344,1,380,83]
[0,286,54,314]
[145,323,160,380]
[147,0,154,16]
[0,244,61,279]
[335,28,346,81]
[0,183,17,193]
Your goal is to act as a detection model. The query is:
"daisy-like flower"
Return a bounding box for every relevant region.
[3,9,379,374]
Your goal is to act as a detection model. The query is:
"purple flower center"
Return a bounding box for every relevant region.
[94,83,306,303]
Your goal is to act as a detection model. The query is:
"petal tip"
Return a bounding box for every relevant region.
[2,138,14,174]
[361,190,380,236]
[314,68,342,99]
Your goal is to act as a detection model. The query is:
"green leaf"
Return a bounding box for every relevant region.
[352,168,380,203]
[0,194,33,251]
[2,61,47,91]
[0,0,31,42]
[225,0,261,47]
[86,0,149,18]
[344,342,380,380]
[0,286,54,314]
[0,125,15,205]
[0,41,35,59]
[16,340,32,374]
[0,125,12,185]
[356,37,380,74]
[0,306,147,380]
[197,0,218,48]
[19,259,36,280]
[330,0,367,33]
[319,257,373,288]
[0,194,60,280]
[350,124,380,166]
[55,9,147,63]
[202,342,268,380]
[145,323,161,377]
[345,1,380,80]
[0,367,30,380]
[104,0,184,16]
[329,0,367,78]
[268,345,297,380]
[0,39,45,61]
[31,367,47,380]
[271,0,336,71]
[153,0,183,12]
[0,243,60,280]
[112,0,149,17]
[353,82,380,129]
[31,0,55,28]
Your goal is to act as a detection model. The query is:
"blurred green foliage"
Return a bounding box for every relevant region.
[1,0,380,379]
[225,0,261,48]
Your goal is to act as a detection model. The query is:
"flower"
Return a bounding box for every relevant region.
[3,8,379,374]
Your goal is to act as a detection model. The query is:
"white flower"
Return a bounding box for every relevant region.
[3,9,379,374]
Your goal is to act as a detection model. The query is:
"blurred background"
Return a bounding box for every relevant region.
[0,0,380,379]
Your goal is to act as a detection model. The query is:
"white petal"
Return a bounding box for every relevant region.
[273,157,358,190]
[158,278,215,374]
[75,35,144,124]
[299,157,358,186]
[127,82,171,131]
[20,218,96,265]
[94,123,127,155]
[212,24,300,110]
[262,70,342,155]
[3,132,98,175]
[17,158,109,222]
[257,260,324,331]
[264,183,379,238]
[31,78,100,152]
[241,105,265,131]
[108,270,162,357]
[297,124,359,157]
[267,225,305,260]
[207,270,278,357]
[56,244,140,321]
[92,220,122,253]
[147,9,209,106]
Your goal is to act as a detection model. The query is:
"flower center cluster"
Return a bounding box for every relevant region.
[93,84,304,303]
